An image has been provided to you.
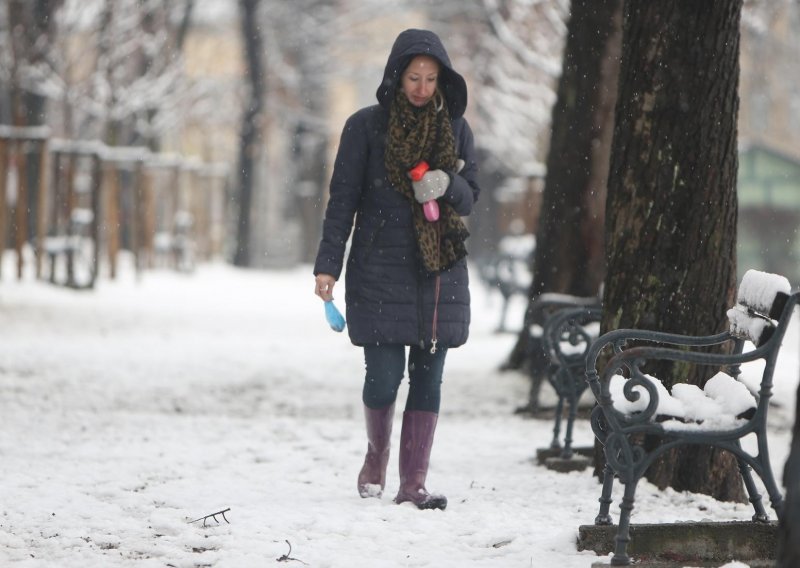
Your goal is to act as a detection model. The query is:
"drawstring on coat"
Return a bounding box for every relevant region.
[430,223,441,354]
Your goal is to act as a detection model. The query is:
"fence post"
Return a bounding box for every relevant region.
[35,139,49,279]
[14,142,27,279]
[0,138,7,279]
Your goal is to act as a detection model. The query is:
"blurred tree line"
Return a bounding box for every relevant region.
[0,0,571,267]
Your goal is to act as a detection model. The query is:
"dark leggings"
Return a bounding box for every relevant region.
[362,344,448,413]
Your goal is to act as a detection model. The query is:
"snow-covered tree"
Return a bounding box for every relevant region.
[470,0,568,173]
[0,0,220,147]
[505,0,622,381]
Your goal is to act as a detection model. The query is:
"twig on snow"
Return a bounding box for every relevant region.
[188,507,231,527]
[277,540,307,564]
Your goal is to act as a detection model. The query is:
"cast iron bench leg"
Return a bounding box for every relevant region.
[611,480,638,565]
[595,462,615,525]
[737,455,769,522]
[561,369,583,459]
[754,434,784,518]
[550,379,565,449]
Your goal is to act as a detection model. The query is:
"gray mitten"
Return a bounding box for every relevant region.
[411,169,450,204]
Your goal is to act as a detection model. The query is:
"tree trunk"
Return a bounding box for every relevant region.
[234,0,265,267]
[175,0,195,50]
[506,0,622,370]
[777,365,800,566]
[6,0,59,247]
[601,0,743,500]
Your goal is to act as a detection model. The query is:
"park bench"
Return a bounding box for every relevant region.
[536,303,602,469]
[477,235,534,332]
[154,210,196,273]
[584,269,794,566]
[520,292,602,417]
[43,207,95,289]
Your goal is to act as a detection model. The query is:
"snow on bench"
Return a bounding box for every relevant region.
[736,269,791,315]
[609,371,756,431]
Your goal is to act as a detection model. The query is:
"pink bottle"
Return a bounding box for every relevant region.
[409,161,440,222]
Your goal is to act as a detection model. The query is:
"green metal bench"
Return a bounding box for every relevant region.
[585,269,793,565]
[541,304,602,460]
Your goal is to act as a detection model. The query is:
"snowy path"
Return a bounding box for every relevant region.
[0,261,796,567]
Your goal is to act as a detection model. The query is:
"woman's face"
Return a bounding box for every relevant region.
[401,55,440,107]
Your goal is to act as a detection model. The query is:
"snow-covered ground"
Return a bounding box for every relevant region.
[0,256,796,567]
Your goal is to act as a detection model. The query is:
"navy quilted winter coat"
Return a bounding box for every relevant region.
[314,29,481,348]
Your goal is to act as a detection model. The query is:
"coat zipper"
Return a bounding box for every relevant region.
[417,272,425,348]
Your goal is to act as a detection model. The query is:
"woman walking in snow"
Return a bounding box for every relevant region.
[313,29,480,510]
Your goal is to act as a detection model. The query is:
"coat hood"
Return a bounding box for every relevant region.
[376,29,468,119]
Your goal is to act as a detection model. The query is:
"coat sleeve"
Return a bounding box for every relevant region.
[313,112,368,279]
[441,118,480,216]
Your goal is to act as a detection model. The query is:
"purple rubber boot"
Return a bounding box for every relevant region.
[357,403,395,498]
[394,410,447,510]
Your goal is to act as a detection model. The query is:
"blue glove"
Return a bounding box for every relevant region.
[324,300,346,332]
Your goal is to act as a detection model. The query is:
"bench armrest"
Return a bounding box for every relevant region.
[591,339,768,427]
[585,328,732,378]
[544,306,603,368]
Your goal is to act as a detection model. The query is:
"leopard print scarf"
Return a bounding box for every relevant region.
[385,89,470,274]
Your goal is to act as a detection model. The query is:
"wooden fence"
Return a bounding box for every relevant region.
[0,125,228,287]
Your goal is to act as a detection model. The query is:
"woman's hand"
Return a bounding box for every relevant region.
[315,273,336,301]
[411,169,450,204]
